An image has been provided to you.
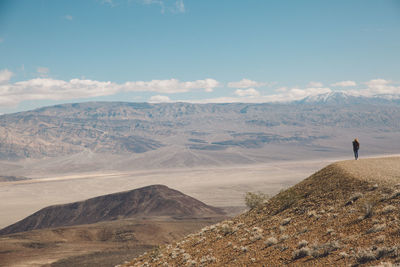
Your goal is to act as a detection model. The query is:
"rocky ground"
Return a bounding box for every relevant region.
[124,157,400,266]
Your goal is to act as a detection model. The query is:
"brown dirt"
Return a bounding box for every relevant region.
[0,217,224,267]
[124,157,400,266]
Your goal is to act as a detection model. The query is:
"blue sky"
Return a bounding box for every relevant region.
[0,0,399,113]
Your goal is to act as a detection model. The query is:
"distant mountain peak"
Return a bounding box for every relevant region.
[298,91,352,104]
[296,91,398,104]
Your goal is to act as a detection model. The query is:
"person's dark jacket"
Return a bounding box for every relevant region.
[352,140,360,151]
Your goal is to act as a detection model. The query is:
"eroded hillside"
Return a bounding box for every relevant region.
[125,157,400,266]
[1,101,399,165]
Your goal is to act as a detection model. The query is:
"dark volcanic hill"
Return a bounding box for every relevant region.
[0,185,225,235]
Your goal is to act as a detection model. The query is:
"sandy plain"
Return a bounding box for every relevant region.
[0,158,341,229]
[2,154,399,229]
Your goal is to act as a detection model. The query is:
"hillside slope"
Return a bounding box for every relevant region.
[125,157,400,266]
[0,185,224,235]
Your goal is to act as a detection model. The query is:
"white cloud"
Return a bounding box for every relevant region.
[307,81,323,87]
[365,78,390,88]
[175,0,185,13]
[123,78,219,93]
[331,80,356,87]
[363,79,399,95]
[64,14,73,20]
[0,69,13,84]
[149,95,171,103]
[234,88,260,97]
[228,78,266,88]
[102,0,114,6]
[37,67,49,77]
[0,77,220,106]
[141,0,185,13]
[188,87,333,104]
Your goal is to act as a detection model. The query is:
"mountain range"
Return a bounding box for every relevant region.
[0,92,399,174]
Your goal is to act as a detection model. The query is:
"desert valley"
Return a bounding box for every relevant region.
[1,1,399,266]
[0,98,399,266]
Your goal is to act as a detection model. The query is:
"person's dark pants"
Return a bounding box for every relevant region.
[354,150,358,160]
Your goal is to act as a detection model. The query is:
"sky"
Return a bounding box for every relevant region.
[0,0,399,113]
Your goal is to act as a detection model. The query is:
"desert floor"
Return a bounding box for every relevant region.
[1,154,398,229]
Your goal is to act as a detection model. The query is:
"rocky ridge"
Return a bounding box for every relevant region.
[124,157,400,266]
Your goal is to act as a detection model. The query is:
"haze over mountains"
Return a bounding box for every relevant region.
[0,92,399,176]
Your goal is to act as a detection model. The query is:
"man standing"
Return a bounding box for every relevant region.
[352,138,360,160]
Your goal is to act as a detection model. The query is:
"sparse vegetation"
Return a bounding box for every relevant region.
[281,217,292,226]
[275,187,302,213]
[355,249,376,264]
[297,240,308,248]
[310,241,340,258]
[123,157,400,267]
[264,237,278,247]
[292,247,311,259]
[367,223,386,234]
[244,192,269,210]
[346,192,363,206]
[382,205,396,214]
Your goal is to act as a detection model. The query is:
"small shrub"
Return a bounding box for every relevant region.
[150,246,161,260]
[376,246,398,259]
[355,249,376,264]
[361,202,375,219]
[279,234,289,242]
[367,223,386,234]
[264,237,278,247]
[292,247,311,259]
[339,252,349,258]
[298,227,308,234]
[307,210,317,218]
[389,190,400,199]
[220,224,234,235]
[279,245,288,252]
[382,205,396,214]
[281,217,292,226]
[252,226,263,233]
[245,192,269,209]
[187,259,197,266]
[311,241,340,258]
[346,192,363,205]
[298,240,308,248]
[200,255,216,264]
[249,233,263,242]
[326,228,334,235]
[275,188,302,213]
[374,235,385,244]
